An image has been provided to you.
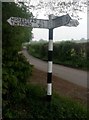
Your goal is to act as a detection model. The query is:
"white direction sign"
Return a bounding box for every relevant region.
[7,17,32,27]
[7,14,79,29]
[7,17,49,29]
[50,14,71,28]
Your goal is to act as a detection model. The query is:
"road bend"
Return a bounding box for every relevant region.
[22,50,87,88]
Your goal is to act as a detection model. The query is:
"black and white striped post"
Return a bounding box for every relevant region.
[47,28,53,102]
[47,15,53,102]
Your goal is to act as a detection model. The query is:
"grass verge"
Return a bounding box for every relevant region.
[3,84,88,119]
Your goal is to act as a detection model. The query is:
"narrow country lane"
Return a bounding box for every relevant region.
[22,50,87,88]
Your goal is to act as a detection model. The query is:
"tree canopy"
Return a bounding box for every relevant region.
[2,2,32,54]
[16,0,87,20]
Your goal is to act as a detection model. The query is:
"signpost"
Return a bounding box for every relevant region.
[7,14,77,29]
[7,14,79,102]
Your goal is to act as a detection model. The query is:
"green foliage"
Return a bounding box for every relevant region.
[3,84,88,119]
[2,2,32,53]
[28,41,48,60]
[2,54,33,109]
[28,41,88,70]
[2,2,33,118]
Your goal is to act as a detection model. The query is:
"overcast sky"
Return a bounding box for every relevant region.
[30,0,87,41]
[32,12,87,41]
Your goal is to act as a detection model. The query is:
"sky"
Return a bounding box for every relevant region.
[30,0,87,41]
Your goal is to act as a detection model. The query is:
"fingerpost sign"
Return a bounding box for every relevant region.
[7,14,79,102]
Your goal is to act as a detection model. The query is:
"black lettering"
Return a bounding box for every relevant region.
[11,17,15,25]
[14,17,20,26]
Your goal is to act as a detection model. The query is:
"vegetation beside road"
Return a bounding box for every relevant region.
[27,40,89,70]
[2,2,33,119]
[3,84,88,119]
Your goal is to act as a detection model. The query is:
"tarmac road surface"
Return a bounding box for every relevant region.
[22,50,87,88]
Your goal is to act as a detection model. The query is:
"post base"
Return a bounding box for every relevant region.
[46,95,52,102]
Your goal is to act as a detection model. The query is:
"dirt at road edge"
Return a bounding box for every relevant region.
[28,67,87,106]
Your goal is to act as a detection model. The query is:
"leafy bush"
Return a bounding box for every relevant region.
[28,41,48,61]
[2,2,33,118]
[28,41,88,70]
[2,54,33,109]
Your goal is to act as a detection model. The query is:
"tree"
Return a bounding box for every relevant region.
[2,2,32,53]
[15,0,87,20]
[2,3,33,116]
